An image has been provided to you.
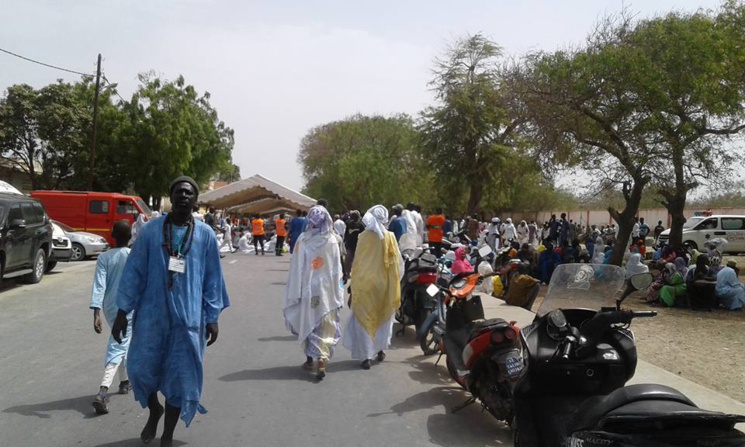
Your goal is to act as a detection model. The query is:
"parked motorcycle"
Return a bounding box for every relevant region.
[512,263,745,446]
[396,246,439,336]
[423,269,523,424]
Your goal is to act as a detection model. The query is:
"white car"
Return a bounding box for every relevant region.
[52,220,109,261]
[657,215,745,253]
[50,221,72,265]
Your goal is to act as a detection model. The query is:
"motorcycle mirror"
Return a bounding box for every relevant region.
[426,283,440,297]
[478,245,493,257]
[617,272,654,308]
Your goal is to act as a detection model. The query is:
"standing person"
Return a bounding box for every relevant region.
[274,213,287,256]
[203,207,215,229]
[467,214,480,241]
[90,221,133,415]
[401,203,421,246]
[502,218,517,245]
[219,214,235,254]
[517,220,529,245]
[548,214,558,243]
[426,207,446,256]
[388,204,407,243]
[287,209,307,254]
[343,205,403,369]
[638,217,650,241]
[558,213,569,246]
[333,214,346,240]
[653,220,665,242]
[412,204,426,244]
[631,217,641,244]
[283,206,344,380]
[528,220,538,247]
[251,214,266,255]
[343,210,365,281]
[111,176,229,446]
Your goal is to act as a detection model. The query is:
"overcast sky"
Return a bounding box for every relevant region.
[0,0,724,192]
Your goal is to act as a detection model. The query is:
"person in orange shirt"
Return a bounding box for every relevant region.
[427,207,446,256]
[251,214,266,256]
[274,213,287,256]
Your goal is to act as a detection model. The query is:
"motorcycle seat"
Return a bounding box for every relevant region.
[568,384,698,432]
[598,400,745,432]
[470,318,510,338]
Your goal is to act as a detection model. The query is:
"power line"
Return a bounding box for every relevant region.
[101,75,126,103]
[0,46,94,78]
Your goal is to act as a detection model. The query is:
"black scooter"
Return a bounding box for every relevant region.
[512,263,745,446]
[396,247,439,336]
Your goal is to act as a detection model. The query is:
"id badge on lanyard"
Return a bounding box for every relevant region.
[168,255,186,273]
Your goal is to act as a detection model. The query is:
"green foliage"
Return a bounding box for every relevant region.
[0,74,235,201]
[0,81,90,189]
[120,73,234,204]
[419,34,527,214]
[298,114,432,213]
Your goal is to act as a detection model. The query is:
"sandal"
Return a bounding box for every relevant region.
[302,360,313,371]
[316,358,327,380]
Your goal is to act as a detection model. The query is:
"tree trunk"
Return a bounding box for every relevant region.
[608,180,645,266]
[665,192,687,248]
[466,180,483,215]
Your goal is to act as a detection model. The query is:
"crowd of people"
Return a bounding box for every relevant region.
[87,189,743,446]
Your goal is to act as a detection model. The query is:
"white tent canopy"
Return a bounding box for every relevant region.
[199,174,315,215]
[0,180,23,195]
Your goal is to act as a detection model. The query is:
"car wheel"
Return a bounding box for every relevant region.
[71,243,86,262]
[25,249,46,284]
[684,240,698,251]
[46,261,58,272]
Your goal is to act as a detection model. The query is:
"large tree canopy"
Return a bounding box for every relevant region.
[0,74,235,206]
[419,34,526,215]
[518,2,745,263]
[298,114,432,213]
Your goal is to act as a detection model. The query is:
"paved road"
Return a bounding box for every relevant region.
[0,255,512,447]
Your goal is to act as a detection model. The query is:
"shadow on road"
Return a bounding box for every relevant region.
[256,335,296,342]
[270,282,287,286]
[405,355,453,386]
[3,394,99,419]
[94,439,186,447]
[367,386,509,446]
[218,365,313,382]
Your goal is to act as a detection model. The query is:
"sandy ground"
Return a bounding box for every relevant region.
[624,291,745,403]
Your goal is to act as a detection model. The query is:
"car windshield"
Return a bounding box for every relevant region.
[52,220,76,232]
[683,217,705,229]
[537,264,626,317]
[135,198,153,217]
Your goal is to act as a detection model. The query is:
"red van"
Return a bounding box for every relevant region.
[30,191,152,245]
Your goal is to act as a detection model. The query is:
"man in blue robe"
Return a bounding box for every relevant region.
[112,176,230,446]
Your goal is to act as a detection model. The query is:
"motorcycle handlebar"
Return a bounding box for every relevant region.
[561,341,573,360]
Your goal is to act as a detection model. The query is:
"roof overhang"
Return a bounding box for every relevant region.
[199,174,315,215]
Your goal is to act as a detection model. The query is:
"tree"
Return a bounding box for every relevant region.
[520,4,745,262]
[120,73,235,208]
[298,114,431,213]
[0,81,89,190]
[627,5,745,247]
[419,34,525,214]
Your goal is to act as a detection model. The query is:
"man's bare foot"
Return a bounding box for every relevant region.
[140,405,164,444]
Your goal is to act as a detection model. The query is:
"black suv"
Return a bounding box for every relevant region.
[0,192,54,285]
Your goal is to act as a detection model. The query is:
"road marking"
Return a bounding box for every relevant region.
[230,260,237,264]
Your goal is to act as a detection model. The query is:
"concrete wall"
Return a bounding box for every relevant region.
[505,207,745,227]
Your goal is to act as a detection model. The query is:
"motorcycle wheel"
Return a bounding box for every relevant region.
[511,416,520,446]
[414,308,432,335]
[419,323,440,356]
[446,355,467,390]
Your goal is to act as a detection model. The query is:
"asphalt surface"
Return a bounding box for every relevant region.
[0,254,511,447]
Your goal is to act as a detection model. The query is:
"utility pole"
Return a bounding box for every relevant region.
[88,53,102,191]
